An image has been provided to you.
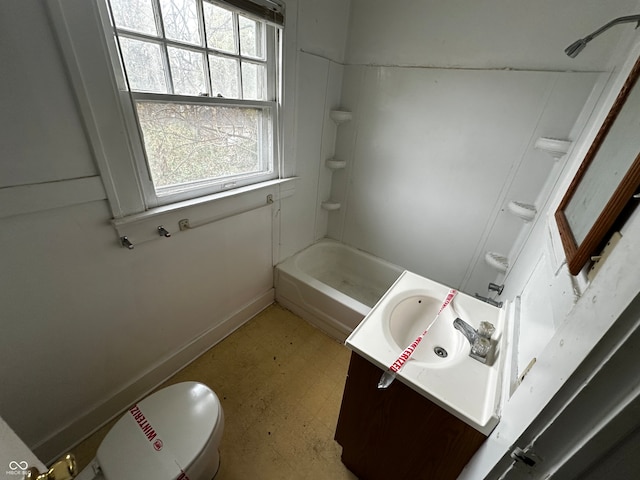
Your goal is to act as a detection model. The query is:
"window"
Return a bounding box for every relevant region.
[105,0,282,205]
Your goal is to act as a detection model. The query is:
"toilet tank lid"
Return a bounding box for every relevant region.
[97,382,221,480]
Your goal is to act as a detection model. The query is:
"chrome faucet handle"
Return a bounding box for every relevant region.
[478,321,495,339]
[25,454,77,480]
[471,337,491,361]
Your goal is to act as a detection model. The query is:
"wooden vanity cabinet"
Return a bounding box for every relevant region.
[335,352,487,480]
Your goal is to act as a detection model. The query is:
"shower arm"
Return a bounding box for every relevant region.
[566,14,640,57]
[585,15,640,41]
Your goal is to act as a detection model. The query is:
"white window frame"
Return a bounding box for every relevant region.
[45,0,284,219]
[106,0,282,208]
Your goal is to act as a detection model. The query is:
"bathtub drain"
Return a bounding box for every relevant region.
[434,346,448,358]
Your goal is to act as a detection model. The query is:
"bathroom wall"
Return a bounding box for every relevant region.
[329,66,598,294]
[501,27,640,375]
[0,0,350,463]
[278,0,351,261]
[326,0,639,297]
[462,31,640,477]
[344,0,633,71]
[0,0,274,460]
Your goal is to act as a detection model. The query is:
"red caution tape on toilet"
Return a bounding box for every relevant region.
[128,404,191,479]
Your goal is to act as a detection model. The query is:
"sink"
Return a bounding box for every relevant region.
[345,270,508,435]
[384,294,467,366]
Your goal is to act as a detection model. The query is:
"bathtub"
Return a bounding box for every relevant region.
[275,239,404,341]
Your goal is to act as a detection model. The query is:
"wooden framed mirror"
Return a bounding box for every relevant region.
[555,54,640,276]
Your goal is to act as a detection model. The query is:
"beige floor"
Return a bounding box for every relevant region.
[73,304,358,479]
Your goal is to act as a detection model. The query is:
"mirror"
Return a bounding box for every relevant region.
[556,54,640,276]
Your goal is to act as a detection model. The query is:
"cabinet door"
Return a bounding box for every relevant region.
[335,352,486,480]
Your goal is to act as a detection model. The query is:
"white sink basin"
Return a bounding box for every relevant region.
[345,270,508,435]
[385,293,467,366]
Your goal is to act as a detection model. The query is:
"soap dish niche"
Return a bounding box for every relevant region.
[330,110,353,124]
[507,201,537,222]
[534,137,572,160]
[326,158,347,169]
[321,201,341,211]
[485,252,509,273]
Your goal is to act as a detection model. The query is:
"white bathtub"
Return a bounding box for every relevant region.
[275,239,404,341]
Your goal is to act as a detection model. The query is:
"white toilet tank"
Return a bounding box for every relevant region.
[96,382,224,480]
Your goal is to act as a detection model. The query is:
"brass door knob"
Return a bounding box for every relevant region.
[24,453,77,480]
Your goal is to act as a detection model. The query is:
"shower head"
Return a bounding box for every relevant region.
[565,39,589,58]
[565,14,640,58]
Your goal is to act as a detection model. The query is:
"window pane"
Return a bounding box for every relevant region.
[203,2,237,53]
[136,102,267,190]
[239,15,262,58]
[109,0,157,36]
[168,47,206,95]
[159,0,201,45]
[209,55,239,98]
[241,62,264,100]
[119,38,167,93]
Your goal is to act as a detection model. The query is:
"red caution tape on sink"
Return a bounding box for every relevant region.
[377,289,457,389]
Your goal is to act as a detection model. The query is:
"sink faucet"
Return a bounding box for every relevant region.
[453,318,495,364]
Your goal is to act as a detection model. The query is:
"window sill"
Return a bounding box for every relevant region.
[112,177,296,248]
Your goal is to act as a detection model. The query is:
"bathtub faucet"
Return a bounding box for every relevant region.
[474,293,503,308]
[453,318,495,364]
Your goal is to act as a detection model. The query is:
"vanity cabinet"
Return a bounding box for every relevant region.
[335,352,487,480]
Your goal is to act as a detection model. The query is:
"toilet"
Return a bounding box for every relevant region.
[76,382,224,480]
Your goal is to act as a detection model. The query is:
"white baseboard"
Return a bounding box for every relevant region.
[34,289,274,464]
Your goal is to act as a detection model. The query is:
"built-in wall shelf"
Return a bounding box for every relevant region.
[321,201,342,211]
[507,201,537,222]
[534,137,572,160]
[326,158,347,169]
[330,110,352,124]
[320,112,351,213]
[485,252,509,273]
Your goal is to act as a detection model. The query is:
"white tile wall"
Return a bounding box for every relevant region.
[327,66,598,295]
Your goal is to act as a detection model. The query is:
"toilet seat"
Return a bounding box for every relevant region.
[95,382,223,480]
